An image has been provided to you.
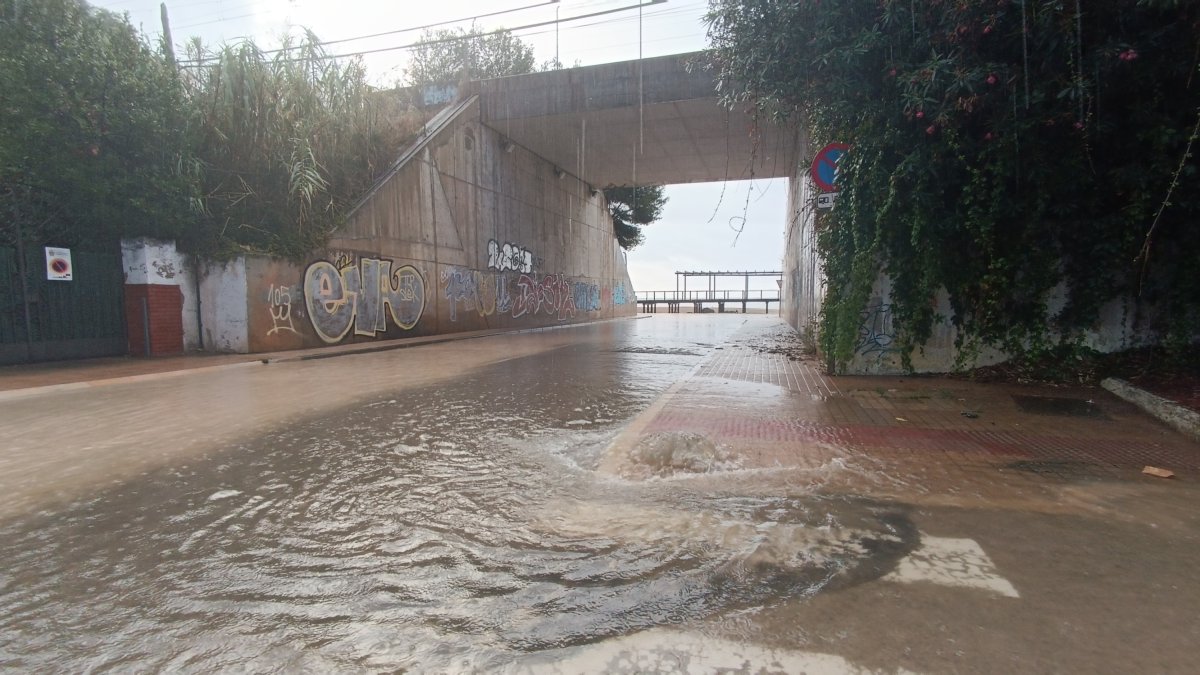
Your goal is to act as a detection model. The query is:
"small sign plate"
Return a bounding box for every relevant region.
[45,247,73,281]
[816,192,838,209]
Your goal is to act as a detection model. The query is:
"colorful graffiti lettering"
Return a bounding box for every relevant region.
[303,258,426,343]
[266,283,299,336]
[442,267,517,321]
[613,281,629,306]
[443,267,590,322]
[487,239,533,274]
[573,281,601,313]
[441,267,473,322]
[512,273,576,320]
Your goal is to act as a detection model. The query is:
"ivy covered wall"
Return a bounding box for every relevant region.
[709,0,1200,373]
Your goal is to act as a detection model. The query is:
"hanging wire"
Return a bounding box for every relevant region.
[1021,1,1031,109]
[705,109,732,224]
[1075,0,1085,124]
[176,1,665,66]
[638,1,645,155]
[1137,105,1200,293]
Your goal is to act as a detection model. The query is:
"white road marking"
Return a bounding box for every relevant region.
[883,535,1020,598]
[510,629,921,674]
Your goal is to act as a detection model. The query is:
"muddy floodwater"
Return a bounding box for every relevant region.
[0,317,917,672]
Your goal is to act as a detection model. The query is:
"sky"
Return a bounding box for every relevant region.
[92,0,788,292]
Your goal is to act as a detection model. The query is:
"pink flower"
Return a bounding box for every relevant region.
[984,132,994,141]
[926,125,937,135]
[986,74,998,85]
[983,25,993,35]
[915,110,925,119]
[888,68,897,77]
[1074,121,1084,130]
[1119,49,1139,61]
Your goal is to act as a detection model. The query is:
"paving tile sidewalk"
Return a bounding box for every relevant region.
[603,320,1200,498]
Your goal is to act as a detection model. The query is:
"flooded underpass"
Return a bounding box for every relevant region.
[4,315,1200,674]
[0,317,918,672]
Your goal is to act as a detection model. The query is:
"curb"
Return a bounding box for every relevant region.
[268,314,651,363]
[0,315,649,402]
[0,360,265,403]
[1102,377,1200,442]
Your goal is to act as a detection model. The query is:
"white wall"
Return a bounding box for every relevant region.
[199,258,249,353]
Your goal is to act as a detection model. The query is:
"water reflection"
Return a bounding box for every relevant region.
[0,317,916,671]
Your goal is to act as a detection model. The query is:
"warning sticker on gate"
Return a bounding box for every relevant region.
[45,247,73,281]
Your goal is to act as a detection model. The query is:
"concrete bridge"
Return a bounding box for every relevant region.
[108,52,819,370]
[468,52,798,186]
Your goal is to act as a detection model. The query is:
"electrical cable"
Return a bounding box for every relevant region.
[178,0,666,65]
[251,1,561,57]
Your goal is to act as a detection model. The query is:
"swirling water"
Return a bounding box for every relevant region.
[0,317,914,672]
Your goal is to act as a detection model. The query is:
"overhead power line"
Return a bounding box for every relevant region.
[177,0,558,40]
[303,1,562,50]
[178,0,668,66]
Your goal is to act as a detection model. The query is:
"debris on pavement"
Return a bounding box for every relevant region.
[961,410,980,418]
[1142,466,1176,479]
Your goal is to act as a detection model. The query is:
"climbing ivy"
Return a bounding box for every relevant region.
[706,0,1200,372]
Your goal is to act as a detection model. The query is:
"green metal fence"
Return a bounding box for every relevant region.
[1,246,126,364]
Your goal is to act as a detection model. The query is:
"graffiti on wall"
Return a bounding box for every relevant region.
[613,281,630,306]
[304,257,426,343]
[512,273,576,320]
[442,267,624,322]
[855,302,898,358]
[573,281,601,313]
[442,267,511,321]
[266,283,299,336]
[487,239,534,274]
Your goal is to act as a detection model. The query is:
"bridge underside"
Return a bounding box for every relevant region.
[470,52,798,187]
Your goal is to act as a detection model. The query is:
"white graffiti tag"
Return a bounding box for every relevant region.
[266,284,299,335]
[487,239,533,274]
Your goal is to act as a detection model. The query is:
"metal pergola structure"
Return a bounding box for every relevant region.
[675,270,783,296]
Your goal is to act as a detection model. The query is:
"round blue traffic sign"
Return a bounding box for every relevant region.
[811,142,848,192]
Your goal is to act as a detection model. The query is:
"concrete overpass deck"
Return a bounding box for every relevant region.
[468,52,799,187]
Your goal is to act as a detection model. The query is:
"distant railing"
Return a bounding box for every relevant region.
[636,290,780,302]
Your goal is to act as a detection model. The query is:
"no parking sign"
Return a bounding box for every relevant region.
[810,142,848,199]
[45,247,72,281]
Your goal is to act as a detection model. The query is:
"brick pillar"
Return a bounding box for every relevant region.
[124,284,184,356]
[121,238,186,357]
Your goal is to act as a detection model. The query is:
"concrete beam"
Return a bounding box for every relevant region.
[470,52,798,186]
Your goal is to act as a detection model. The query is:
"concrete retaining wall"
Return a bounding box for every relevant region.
[197,97,635,355]
[781,172,822,348]
[780,144,1153,375]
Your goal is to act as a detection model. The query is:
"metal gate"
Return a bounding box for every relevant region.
[1,246,126,365]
